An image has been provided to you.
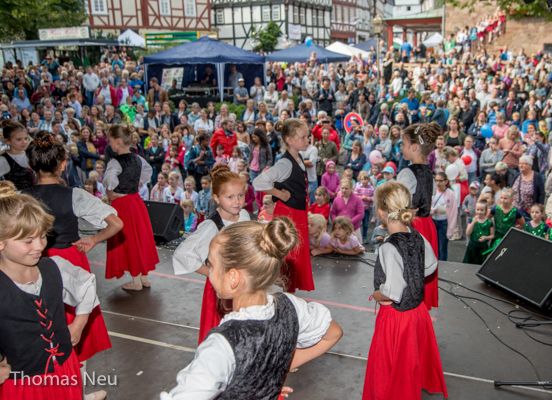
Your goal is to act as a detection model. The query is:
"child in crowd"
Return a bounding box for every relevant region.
[161,162,171,176]
[197,175,214,221]
[163,171,185,204]
[491,188,524,246]
[309,186,331,221]
[84,178,103,199]
[150,172,169,202]
[240,171,256,214]
[258,195,275,223]
[88,171,106,197]
[0,182,99,399]
[183,176,199,210]
[180,199,198,236]
[370,223,388,251]
[330,178,365,242]
[342,167,355,185]
[308,213,332,256]
[463,200,494,265]
[321,160,340,199]
[376,165,395,186]
[228,146,243,173]
[363,181,447,400]
[167,145,183,175]
[236,159,247,174]
[214,144,228,166]
[462,181,479,224]
[355,171,375,242]
[161,218,343,399]
[524,203,549,239]
[330,216,365,255]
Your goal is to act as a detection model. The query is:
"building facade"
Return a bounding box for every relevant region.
[212,0,332,49]
[85,0,211,34]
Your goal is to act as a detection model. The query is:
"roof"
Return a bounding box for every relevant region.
[0,38,130,50]
[266,43,350,63]
[143,36,264,65]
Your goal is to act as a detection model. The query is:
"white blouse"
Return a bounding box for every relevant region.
[159,293,332,400]
[172,209,251,275]
[376,233,438,302]
[252,157,305,192]
[15,256,99,315]
[72,188,117,229]
[103,155,152,191]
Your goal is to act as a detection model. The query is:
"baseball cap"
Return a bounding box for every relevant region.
[382,166,395,175]
[469,181,480,189]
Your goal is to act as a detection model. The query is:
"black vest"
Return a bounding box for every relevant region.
[0,258,73,376]
[273,152,308,210]
[208,211,225,231]
[24,184,79,249]
[113,153,141,194]
[409,164,433,217]
[210,293,299,400]
[2,153,35,190]
[374,231,425,311]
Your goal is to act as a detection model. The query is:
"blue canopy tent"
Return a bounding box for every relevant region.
[354,38,378,52]
[265,43,350,64]
[143,36,265,102]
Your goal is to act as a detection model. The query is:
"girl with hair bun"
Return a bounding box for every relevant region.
[173,164,250,344]
[0,182,99,400]
[253,118,314,293]
[397,122,442,309]
[0,120,35,190]
[161,218,342,400]
[362,181,447,400]
[104,125,158,291]
[25,131,122,386]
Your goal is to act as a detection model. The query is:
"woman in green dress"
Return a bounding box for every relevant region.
[464,200,495,265]
[524,204,550,240]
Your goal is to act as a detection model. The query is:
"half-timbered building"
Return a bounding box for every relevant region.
[212,0,332,49]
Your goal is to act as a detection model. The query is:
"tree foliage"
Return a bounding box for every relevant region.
[251,22,282,53]
[0,0,87,41]
[447,0,552,18]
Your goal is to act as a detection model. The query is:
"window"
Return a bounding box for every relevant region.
[160,0,171,16]
[184,0,197,17]
[293,6,299,23]
[299,7,305,24]
[262,5,271,21]
[92,0,107,15]
[216,9,224,24]
[272,5,280,20]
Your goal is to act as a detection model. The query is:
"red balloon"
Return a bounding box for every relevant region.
[461,155,472,166]
[384,161,397,173]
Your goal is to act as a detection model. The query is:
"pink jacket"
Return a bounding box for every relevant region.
[330,193,365,230]
[321,172,340,198]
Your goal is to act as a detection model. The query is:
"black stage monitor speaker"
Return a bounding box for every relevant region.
[477,228,552,311]
[144,201,183,243]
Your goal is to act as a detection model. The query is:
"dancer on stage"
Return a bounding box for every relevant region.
[253,119,314,292]
[104,125,159,291]
[363,181,447,400]
[161,218,342,400]
[0,120,34,190]
[173,165,249,344]
[397,122,441,309]
[25,132,122,371]
[0,182,98,400]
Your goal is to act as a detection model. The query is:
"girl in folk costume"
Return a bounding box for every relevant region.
[0,120,35,190]
[104,125,159,291]
[363,181,448,400]
[161,218,343,400]
[253,118,314,292]
[173,165,249,344]
[25,132,123,400]
[397,122,441,309]
[0,183,99,400]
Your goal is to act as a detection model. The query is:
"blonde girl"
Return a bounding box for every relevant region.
[330,216,365,255]
[308,213,332,256]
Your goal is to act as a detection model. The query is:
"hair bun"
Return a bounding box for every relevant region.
[33,131,56,149]
[259,217,298,259]
[274,121,284,132]
[0,181,17,199]
[399,209,414,225]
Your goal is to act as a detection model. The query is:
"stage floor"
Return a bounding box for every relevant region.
[85,244,552,399]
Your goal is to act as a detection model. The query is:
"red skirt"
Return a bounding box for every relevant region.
[198,279,221,345]
[106,193,159,279]
[411,217,439,310]
[46,247,111,362]
[459,180,469,204]
[273,201,314,292]
[0,351,83,400]
[362,304,448,400]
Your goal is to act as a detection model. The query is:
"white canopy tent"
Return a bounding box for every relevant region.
[326,42,371,59]
[423,33,443,48]
[118,29,145,48]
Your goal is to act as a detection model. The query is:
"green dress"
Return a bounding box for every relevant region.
[524,222,549,239]
[463,218,493,265]
[493,206,518,240]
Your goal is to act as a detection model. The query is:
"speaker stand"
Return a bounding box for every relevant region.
[494,380,552,388]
